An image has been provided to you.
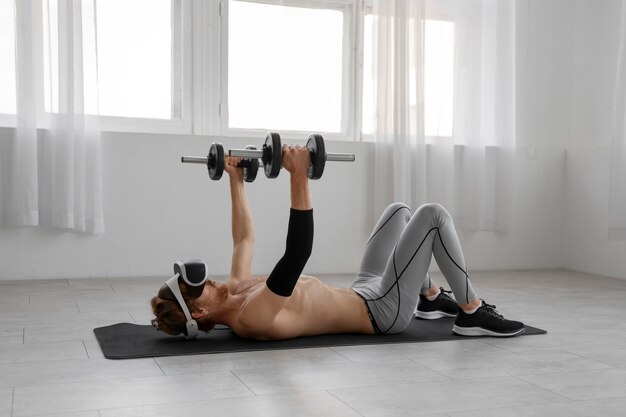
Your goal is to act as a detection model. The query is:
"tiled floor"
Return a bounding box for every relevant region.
[1,269,626,417]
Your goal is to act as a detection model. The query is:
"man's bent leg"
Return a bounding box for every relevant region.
[363,203,479,333]
[428,204,479,306]
[352,202,411,287]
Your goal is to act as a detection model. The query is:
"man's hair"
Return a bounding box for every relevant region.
[150,284,216,336]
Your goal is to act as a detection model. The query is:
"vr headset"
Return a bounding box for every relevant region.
[157,259,209,339]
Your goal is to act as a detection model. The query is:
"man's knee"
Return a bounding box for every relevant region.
[383,202,411,216]
[414,203,452,224]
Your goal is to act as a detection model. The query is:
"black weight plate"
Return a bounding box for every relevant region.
[306,134,326,180]
[208,142,224,180]
[243,145,259,183]
[264,132,282,178]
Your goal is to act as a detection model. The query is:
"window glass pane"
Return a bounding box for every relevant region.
[0,0,16,114]
[424,20,454,137]
[228,1,344,133]
[96,0,172,119]
[362,17,455,138]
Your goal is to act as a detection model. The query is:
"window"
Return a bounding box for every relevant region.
[362,12,456,139]
[226,0,347,135]
[0,0,457,141]
[95,0,175,119]
[0,0,16,115]
[41,0,180,121]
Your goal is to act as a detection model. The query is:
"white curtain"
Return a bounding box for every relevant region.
[372,0,516,232]
[0,0,104,234]
[609,0,626,241]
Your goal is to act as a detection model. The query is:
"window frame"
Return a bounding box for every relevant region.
[0,0,17,125]
[217,0,356,143]
[0,0,192,134]
[96,0,192,134]
[0,0,476,144]
[359,1,373,142]
[1,0,360,140]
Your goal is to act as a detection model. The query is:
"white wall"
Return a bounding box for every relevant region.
[564,0,626,278]
[0,135,569,280]
[2,0,620,280]
[0,133,374,280]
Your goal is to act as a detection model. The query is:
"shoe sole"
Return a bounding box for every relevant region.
[452,325,526,337]
[414,310,457,319]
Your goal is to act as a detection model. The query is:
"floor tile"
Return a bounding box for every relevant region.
[330,339,505,362]
[1,270,625,417]
[0,295,30,312]
[127,308,154,325]
[329,376,565,416]
[12,412,99,417]
[517,368,626,400]
[155,347,351,375]
[450,396,626,417]
[413,349,611,379]
[0,280,69,295]
[76,300,151,315]
[563,346,626,368]
[0,388,11,417]
[232,360,449,395]
[0,327,23,345]
[100,390,363,417]
[0,340,87,364]
[0,357,163,388]
[13,372,253,417]
[24,322,128,344]
[82,334,105,359]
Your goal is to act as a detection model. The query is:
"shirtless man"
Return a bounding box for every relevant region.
[151,145,525,340]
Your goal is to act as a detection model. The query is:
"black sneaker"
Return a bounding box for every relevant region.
[414,288,458,319]
[453,300,525,337]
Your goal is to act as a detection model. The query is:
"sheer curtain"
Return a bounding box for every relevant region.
[0,0,104,234]
[609,0,626,241]
[372,0,516,232]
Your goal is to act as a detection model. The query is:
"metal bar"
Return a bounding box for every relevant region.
[326,152,356,162]
[181,156,208,164]
[229,149,355,162]
[229,149,263,159]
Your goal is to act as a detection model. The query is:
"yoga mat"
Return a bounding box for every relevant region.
[94,318,547,359]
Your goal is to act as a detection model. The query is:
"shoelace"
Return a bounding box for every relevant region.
[439,288,455,300]
[480,301,504,319]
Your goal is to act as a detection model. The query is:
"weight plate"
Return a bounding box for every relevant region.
[263,132,282,178]
[208,142,224,180]
[306,134,326,180]
[243,145,259,183]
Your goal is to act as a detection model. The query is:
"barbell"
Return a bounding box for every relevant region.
[181,132,355,181]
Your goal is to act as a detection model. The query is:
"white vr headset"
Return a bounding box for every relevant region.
[157,259,209,339]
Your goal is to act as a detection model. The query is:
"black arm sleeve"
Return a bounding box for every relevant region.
[266,208,314,297]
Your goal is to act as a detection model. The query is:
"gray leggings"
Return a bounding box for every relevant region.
[351,203,478,334]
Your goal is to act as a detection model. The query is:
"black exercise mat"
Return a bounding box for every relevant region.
[94,319,547,359]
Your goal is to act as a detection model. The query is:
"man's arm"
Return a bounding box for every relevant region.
[287,162,312,211]
[265,145,313,296]
[225,156,254,281]
[238,145,313,330]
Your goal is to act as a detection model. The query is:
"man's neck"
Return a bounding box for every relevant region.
[210,293,246,327]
